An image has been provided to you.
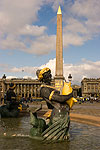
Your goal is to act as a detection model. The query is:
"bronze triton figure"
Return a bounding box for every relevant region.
[0,83,22,117]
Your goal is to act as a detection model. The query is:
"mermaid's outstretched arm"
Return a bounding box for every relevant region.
[51,92,73,103]
[40,86,73,104]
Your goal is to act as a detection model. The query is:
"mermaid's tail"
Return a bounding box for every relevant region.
[30,105,47,137]
[42,113,70,141]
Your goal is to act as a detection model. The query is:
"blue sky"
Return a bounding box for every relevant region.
[0,0,100,84]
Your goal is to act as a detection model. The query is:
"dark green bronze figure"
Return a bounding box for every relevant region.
[30,105,46,139]
[0,83,22,117]
[30,68,77,142]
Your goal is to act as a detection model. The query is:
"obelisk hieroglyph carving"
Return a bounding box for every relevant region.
[55,6,64,92]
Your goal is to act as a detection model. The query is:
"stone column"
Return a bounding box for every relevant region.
[34,85,37,98]
[31,85,33,98]
[17,84,20,95]
[55,6,64,93]
[27,85,29,98]
[24,85,26,98]
[15,84,17,95]
[56,6,63,77]
[21,84,22,97]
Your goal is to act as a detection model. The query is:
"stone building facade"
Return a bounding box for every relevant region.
[0,75,54,101]
[81,78,100,97]
[0,75,78,101]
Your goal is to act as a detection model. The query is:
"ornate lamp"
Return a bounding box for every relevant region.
[68,74,72,82]
[2,74,6,80]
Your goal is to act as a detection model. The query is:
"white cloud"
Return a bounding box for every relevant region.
[0,0,100,55]
[10,66,39,76]
[0,0,44,33]
[63,60,100,84]
[63,18,88,35]
[28,35,56,54]
[51,0,64,11]
[23,76,34,79]
[6,75,34,79]
[39,58,100,85]
[40,58,56,76]
[0,0,57,55]
[44,0,64,11]
[19,25,47,36]
[0,0,48,53]
[6,76,17,79]
[1,59,100,84]
[71,0,100,20]
[63,33,85,47]
[1,35,26,50]
[63,0,100,48]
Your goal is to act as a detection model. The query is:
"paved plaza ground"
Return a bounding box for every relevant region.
[70,102,100,127]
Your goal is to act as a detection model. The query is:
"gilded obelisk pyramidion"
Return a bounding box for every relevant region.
[55,6,64,92]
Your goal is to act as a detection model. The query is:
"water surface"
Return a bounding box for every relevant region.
[0,115,100,150]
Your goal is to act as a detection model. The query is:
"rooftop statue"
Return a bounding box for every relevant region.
[30,68,77,142]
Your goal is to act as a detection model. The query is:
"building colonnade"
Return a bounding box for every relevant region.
[0,78,43,100]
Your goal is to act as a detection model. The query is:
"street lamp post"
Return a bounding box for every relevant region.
[68,74,72,82]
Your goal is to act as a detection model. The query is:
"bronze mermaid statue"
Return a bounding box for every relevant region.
[30,68,77,142]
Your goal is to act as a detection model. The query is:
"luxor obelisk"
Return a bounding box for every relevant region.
[55,6,64,92]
